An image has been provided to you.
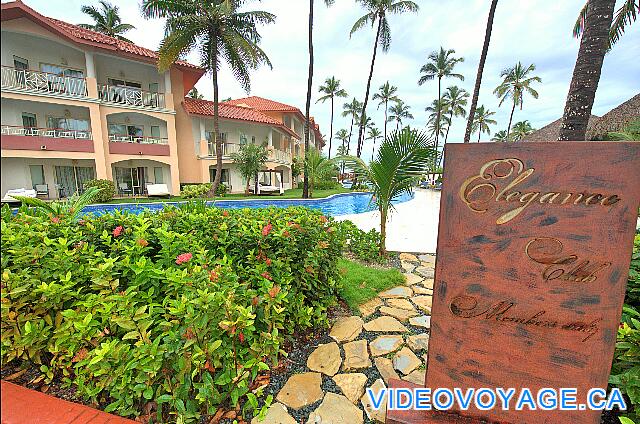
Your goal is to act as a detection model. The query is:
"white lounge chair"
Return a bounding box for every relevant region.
[2,188,37,204]
[147,183,171,197]
[256,174,284,195]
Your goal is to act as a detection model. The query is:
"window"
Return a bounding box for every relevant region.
[29,165,45,187]
[150,126,161,138]
[149,83,159,93]
[239,133,248,145]
[55,166,95,196]
[40,63,84,78]
[209,168,230,184]
[251,136,256,144]
[108,124,144,137]
[154,167,164,184]
[108,78,141,89]
[22,112,37,128]
[13,56,28,70]
[47,116,89,131]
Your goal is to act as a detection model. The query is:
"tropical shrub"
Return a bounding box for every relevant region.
[336,220,384,263]
[83,179,116,202]
[215,183,228,197]
[181,183,213,199]
[1,205,342,422]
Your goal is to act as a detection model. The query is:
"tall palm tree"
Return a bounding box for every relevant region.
[372,81,400,140]
[350,0,419,158]
[142,0,275,195]
[341,98,363,155]
[303,0,335,198]
[388,100,414,130]
[493,62,541,137]
[342,128,435,254]
[316,76,347,159]
[417,47,464,176]
[335,131,350,177]
[187,87,204,99]
[305,148,336,198]
[80,1,135,42]
[425,97,448,150]
[491,130,510,142]
[573,0,638,50]
[511,120,535,141]
[464,0,498,143]
[471,105,497,142]
[441,86,469,146]
[559,0,616,140]
[367,127,382,161]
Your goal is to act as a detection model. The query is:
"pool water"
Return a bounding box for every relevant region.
[81,192,414,216]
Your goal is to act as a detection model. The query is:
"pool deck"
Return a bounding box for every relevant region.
[336,189,441,253]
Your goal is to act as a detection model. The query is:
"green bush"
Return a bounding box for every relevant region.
[215,183,228,197]
[181,183,212,199]
[313,179,340,190]
[1,205,342,422]
[336,220,384,263]
[83,179,116,203]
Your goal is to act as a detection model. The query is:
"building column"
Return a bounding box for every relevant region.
[268,129,273,148]
[163,70,175,110]
[84,51,99,98]
[165,114,181,195]
[88,104,109,180]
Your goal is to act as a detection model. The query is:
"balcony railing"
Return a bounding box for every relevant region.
[109,134,168,145]
[1,125,92,140]
[1,66,87,97]
[270,148,291,163]
[208,142,241,157]
[98,84,166,109]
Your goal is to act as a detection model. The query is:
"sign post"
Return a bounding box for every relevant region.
[387,142,640,423]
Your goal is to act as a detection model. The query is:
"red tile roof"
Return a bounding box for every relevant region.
[224,96,300,112]
[183,98,299,138]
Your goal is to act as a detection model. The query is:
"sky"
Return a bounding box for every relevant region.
[19,0,640,160]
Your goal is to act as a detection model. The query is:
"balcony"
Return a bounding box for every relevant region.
[269,148,292,164]
[1,66,88,98]
[108,133,170,156]
[1,125,94,152]
[98,84,166,109]
[207,142,241,157]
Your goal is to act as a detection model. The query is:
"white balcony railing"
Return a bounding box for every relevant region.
[98,84,166,109]
[1,124,92,140]
[109,134,168,144]
[1,66,87,97]
[270,148,291,163]
[208,142,241,157]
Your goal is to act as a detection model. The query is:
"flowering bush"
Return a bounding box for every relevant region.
[0,204,342,422]
[181,183,213,198]
[83,179,116,202]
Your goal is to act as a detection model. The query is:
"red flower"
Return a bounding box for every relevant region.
[209,270,219,282]
[261,272,272,280]
[320,215,328,223]
[268,285,281,299]
[137,239,149,247]
[78,219,86,226]
[265,258,272,266]
[50,216,60,224]
[262,222,273,236]
[176,252,193,265]
[238,332,245,343]
[222,210,229,217]
[112,226,123,237]
[252,296,260,307]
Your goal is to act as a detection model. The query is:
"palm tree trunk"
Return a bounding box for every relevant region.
[432,76,442,183]
[506,100,516,136]
[328,96,334,159]
[356,15,383,158]
[211,31,222,195]
[438,111,453,168]
[558,0,615,141]
[396,120,399,131]
[464,0,498,143]
[303,0,314,199]
[384,100,388,139]
[477,129,481,142]
[379,207,387,255]
[347,117,354,155]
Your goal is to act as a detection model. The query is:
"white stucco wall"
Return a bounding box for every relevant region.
[1,29,86,73]
[1,98,90,128]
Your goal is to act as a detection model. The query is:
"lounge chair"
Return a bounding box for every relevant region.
[35,184,49,198]
[118,182,132,196]
[2,188,37,204]
[147,183,171,197]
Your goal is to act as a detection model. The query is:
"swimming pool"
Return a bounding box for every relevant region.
[81,192,414,217]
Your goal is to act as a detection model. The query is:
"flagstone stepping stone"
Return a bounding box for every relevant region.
[409,315,431,329]
[276,372,323,410]
[379,306,419,322]
[403,273,423,286]
[422,278,434,289]
[393,347,421,375]
[332,373,368,404]
[386,298,415,311]
[412,286,432,295]
[379,286,413,299]
[399,253,418,262]
[418,254,436,264]
[374,357,400,384]
[403,369,425,386]
[361,379,387,423]
[415,266,435,278]
[358,297,382,318]
[401,262,416,273]
[306,392,363,424]
[342,340,371,370]
[329,316,364,342]
[307,342,341,376]
[363,316,408,332]
[407,333,430,351]
[412,295,433,312]
[370,335,404,356]
[251,403,297,424]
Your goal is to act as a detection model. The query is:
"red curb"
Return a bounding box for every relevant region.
[1,381,137,424]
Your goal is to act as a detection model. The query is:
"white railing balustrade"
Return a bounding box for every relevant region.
[270,149,291,163]
[208,142,241,157]
[108,134,168,144]
[1,66,87,97]
[1,125,92,140]
[98,84,166,108]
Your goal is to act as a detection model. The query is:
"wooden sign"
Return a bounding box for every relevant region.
[387,142,640,423]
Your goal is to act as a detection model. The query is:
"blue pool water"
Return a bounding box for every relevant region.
[81,192,414,217]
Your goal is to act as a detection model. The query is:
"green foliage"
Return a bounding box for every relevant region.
[336,220,383,263]
[215,183,228,197]
[313,179,341,190]
[84,179,116,202]
[181,183,212,199]
[230,143,269,194]
[599,120,640,141]
[12,187,102,220]
[628,234,640,306]
[305,149,338,197]
[1,206,342,422]
[337,259,404,312]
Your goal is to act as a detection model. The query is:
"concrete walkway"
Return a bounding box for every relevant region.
[336,189,441,253]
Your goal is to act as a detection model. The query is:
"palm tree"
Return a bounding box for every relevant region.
[417,47,464,176]
[511,120,535,141]
[491,130,510,142]
[372,81,400,140]
[305,148,336,198]
[11,187,102,219]
[350,0,419,157]
[335,129,350,177]
[342,98,363,155]
[573,0,638,50]
[471,105,497,142]
[493,62,541,137]
[80,1,135,42]
[367,127,382,161]
[425,98,448,159]
[187,87,204,99]
[464,0,498,143]
[441,86,469,146]
[230,143,269,194]
[388,100,414,130]
[342,128,435,254]
[316,76,348,159]
[559,0,616,141]
[303,0,335,198]
[142,0,275,196]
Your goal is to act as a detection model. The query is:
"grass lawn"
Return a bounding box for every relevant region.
[338,258,405,312]
[99,187,350,204]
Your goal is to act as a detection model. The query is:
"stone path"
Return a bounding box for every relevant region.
[256,253,434,424]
